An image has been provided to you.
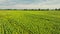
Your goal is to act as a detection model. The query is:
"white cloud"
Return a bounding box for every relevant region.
[13,4,60,9]
[0,4,60,9]
[0,0,7,2]
[0,0,60,9]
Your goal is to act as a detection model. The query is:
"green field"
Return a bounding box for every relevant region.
[0,10,60,34]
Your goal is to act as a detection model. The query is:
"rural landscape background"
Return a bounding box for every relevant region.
[0,0,60,34]
[0,10,60,34]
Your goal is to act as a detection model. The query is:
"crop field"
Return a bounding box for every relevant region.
[0,10,60,34]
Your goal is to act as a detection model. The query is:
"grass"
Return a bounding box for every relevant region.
[0,10,60,34]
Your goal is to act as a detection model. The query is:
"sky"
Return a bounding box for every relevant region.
[0,0,60,9]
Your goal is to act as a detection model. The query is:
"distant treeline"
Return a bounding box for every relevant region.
[0,8,60,11]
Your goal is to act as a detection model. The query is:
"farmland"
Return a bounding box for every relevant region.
[0,10,60,34]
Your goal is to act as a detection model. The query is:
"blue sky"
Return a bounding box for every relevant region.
[0,0,60,9]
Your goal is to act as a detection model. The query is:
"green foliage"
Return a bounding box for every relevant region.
[0,10,60,34]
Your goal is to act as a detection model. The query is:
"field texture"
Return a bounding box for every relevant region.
[0,10,60,34]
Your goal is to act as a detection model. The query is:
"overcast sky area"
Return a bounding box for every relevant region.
[0,0,60,9]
